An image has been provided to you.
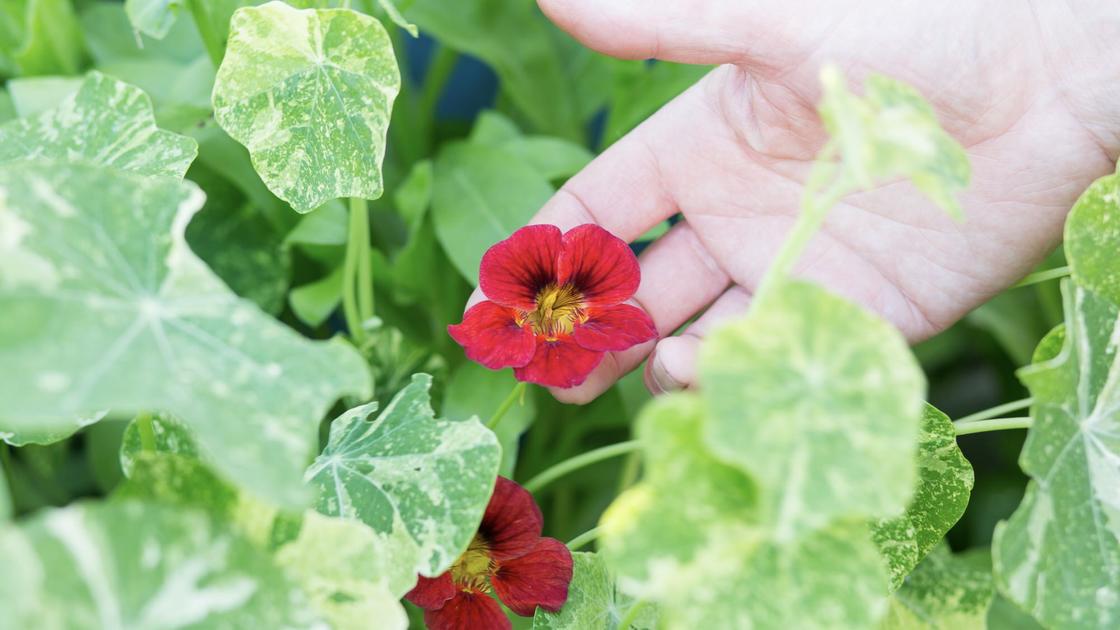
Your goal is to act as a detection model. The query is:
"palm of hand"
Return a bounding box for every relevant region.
[520,1,1120,401]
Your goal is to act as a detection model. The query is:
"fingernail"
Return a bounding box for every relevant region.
[646,350,683,395]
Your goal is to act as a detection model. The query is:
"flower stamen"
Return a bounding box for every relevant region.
[449,535,495,593]
[524,284,586,340]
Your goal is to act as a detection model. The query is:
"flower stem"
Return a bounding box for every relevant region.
[566,526,601,551]
[955,398,1033,425]
[343,199,367,343]
[616,600,648,630]
[186,0,224,67]
[351,197,375,323]
[486,382,526,431]
[752,153,851,308]
[136,413,156,452]
[524,440,641,494]
[419,45,458,133]
[954,416,1032,436]
[1013,266,1071,289]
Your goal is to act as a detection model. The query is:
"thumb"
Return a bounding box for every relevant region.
[537,0,836,67]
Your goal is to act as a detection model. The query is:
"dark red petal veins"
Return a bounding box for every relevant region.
[448,302,537,369]
[492,538,574,616]
[423,592,512,630]
[556,224,640,307]
[479,224,564,311]
[482,476,543,562]
[405,572,457,611]
[513,338,605,389]
[572,303,658,352]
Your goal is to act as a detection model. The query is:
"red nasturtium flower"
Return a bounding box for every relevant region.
[406,476,573,629]
[449,224,657,388]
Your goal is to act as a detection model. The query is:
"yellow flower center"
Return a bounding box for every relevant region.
[450,535,494,593]
[522,283,587,340]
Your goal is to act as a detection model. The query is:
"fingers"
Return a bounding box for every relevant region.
[537,0,835,68]
[644,286,752,394]
[549,222,731,404]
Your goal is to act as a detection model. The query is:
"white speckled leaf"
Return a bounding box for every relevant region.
[0,72,197,178]
[0,500,322,629]
[0,162,371,507]
[881,546,993,630]
[1066,167,1120,306]
[992,282,1120,628]
[306,373,500,576]
[873,405,974,589]
[700,281,925,537]
[818,67,970,219]
[273,511,417,630]
[599,394,889,628]
[532,552,657,630]
[212,1,401,212]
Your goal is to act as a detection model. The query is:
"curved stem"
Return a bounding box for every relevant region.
[955,398,1033,425]
[1013,266,1071,289]
[566,526,601,551]
[186,0,224,67]
[351,198,375,323]
[524,441,641,494]
[343,200,366,343]
[954,416,1032,436]
[617,600,648,630]
[486,382,526,431]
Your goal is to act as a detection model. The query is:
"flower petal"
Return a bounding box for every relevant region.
[513,338,604,388]
[448,301,536,369]
[492,537,574,616]
[405,572,457,611]
[480,224,563,310]
[481,476,543,562]
[557,224,640,306]
[572,303,658,352]
[423,592,511,630]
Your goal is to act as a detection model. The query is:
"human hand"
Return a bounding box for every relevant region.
[486,0,1120,403]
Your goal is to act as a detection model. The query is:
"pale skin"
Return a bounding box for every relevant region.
[471,0,1120,403]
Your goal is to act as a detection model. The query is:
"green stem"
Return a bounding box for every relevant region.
[486,382,526,431]
[1013,266,1071,289]
[956,398,1033,425]
[351,198,375,323]
[954,416,1032,436]
[418,45,458,129]
[617,600,648,630]
[186,0,224,67]
[342,200,366,343]
[616,451,641,492]
[752,154,850,307]
[524,440,641,494]
[136,413,156,452]
[566,526,602,551]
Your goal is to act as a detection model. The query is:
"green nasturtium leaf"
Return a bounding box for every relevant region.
[0,71,198,178]
[6,76,81,117]
[600,394,889,629]
[881,546,993,630]
[532,552,657,630]
[1066,167,1120,306]
[306,373,501,576]
[0,470,10,522]
[273,511,417,630]
[212,1,401,212]
[0,0,86,77]
[0,500,322,629]
[700,281,925,536]
[818,67,970,220]
[873,404,974,589]
[124,0,183,39]
[993,282,1120,628]
[0,163,371,507]
[432,141,554,284]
